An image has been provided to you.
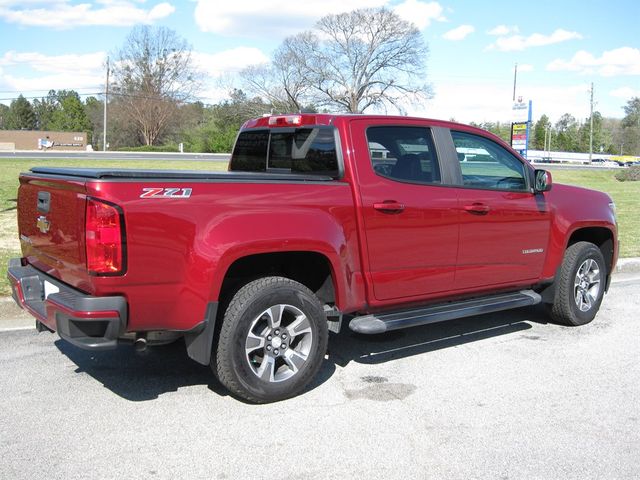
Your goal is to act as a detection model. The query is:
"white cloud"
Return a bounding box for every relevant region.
[0,72,104,96]
[0,46,271,106]
[197,85,233,105]
[0,50,106,101]
[394,1,446,30]
[194,0,386,35]
[547,47,640,77]
[523,84,593,121]
[193,0,445,36]
[487,29,582,52]
[409,82,514,123]
[402,80,603,123]
[610,86,640,99]
[193,48,270,77]
[518,63,534,72]
[0,1,175,28]
[0,51,106,75]
[442,24,474,41]
[487,25,519,36]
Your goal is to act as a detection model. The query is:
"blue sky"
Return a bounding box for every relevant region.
[0,0,638,123]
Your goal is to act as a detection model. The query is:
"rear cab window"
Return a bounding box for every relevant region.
[229,127,341,179]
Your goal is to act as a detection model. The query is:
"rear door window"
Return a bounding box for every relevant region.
[365,126,441,184]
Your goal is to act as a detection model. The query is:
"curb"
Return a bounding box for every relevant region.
[615,258,640,274]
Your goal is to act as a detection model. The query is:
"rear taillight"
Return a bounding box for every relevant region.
[85,198,125,275]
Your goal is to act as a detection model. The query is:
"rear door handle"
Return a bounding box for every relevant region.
[464,203,490,215]
[373,201,405,214]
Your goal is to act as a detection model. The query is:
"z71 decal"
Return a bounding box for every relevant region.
[140,187,192,199]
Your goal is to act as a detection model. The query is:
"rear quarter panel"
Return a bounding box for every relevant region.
[87,179,363,331]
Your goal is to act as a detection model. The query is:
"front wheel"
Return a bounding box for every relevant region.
[213,277,328,403]
[549,242,606,326]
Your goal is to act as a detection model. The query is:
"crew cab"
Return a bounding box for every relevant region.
[8,114,618,403]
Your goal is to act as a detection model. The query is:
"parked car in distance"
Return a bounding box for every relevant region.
[591,158,618,167]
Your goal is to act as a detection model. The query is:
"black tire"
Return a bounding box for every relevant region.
[213,276,328,403]
[550,241,606,326]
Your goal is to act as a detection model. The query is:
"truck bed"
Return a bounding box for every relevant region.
[29,167,334,182]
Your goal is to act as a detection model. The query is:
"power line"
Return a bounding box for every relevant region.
[0,92,102,102]
[0,88,102,94]
[0,90,192,103]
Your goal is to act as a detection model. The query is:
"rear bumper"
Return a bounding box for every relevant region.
[7,259,127,350]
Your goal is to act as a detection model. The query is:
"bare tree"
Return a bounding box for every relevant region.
[112,26,201,145]
[244,8,430,114]
[240,37,313,114]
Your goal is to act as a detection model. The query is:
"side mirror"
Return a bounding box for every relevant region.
[534,169,552,193]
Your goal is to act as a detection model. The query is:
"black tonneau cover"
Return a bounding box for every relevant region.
[28,167,333,182]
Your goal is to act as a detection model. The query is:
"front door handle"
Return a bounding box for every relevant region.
[464,203,490,215]
[373,201,405,214]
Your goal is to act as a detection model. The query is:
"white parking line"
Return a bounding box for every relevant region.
[612,275,640,284]
[0,326,34,332]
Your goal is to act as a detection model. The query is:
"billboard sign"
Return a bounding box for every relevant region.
[510,97,532,158]
[511,122,527,149]
[512,96,529,123]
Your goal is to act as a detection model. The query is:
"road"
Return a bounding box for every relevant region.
[0,151,230,162]
[1,274,639,480]
[0,151,624,170]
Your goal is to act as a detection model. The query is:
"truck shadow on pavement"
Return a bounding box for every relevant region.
[327,305,550,368]
[55,340,230,402]
[312,304,551,392]
[55,305,550,402]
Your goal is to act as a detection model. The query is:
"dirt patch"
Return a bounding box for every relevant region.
[0,211,19,250]
[344,382,416,401]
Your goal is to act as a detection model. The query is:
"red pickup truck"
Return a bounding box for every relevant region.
[8,114,618,403]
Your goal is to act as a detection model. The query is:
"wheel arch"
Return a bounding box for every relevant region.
[539,226,615,304]
[186,250,340,368]
[217,251,340,312]
[566,226,615,277]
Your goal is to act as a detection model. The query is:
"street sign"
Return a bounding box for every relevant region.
[511,122,527,148]
[510,99,532,158]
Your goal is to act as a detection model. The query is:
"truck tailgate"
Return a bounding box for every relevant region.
[17,174,89,289]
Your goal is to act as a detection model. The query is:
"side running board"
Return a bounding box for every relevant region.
[349,290,541,334]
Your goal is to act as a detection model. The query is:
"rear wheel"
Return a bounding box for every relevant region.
[550,242,606,326]
[213,276,328,403]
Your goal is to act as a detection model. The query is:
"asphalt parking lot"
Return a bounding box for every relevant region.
[1,274,639,480]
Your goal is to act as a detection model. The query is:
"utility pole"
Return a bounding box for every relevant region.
[544,124,552,159]
[510,63,518,150]
[589,82,594,163]
[103,57,109,152]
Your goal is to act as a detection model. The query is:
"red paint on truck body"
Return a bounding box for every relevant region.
[13,114,618,336]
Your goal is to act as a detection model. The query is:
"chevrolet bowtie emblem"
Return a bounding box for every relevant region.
[37,215,50,234]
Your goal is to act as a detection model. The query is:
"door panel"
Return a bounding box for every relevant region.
[351,121,459,302]
[451,130,550,289]
[455,189,550,288]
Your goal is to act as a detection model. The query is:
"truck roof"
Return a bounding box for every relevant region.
[241,113,480,132]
